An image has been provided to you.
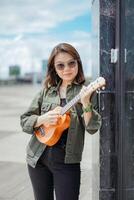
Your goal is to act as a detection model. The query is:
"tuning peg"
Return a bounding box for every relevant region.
[96,88,100,92]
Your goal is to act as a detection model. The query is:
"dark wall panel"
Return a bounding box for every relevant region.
[99,0,116,200]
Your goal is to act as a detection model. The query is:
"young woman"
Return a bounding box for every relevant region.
[20,43,102,200]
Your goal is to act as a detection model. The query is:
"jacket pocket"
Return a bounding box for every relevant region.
[41,103,52,114]
[41,102,60,114]
[26,135,41,157]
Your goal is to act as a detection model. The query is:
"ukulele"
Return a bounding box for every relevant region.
[35,77,106,146]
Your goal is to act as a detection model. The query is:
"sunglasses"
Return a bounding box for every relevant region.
[55,60,77,71]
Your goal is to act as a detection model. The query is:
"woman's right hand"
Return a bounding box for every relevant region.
[35,106,62,127]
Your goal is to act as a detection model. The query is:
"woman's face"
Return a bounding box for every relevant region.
[54,52,78,84]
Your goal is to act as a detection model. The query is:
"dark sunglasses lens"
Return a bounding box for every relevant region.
[68,60,76,68]
[56,64,65,70]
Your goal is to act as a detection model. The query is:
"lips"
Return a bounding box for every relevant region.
[63,73,72,76]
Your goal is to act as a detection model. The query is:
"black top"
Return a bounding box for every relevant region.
[60,98,67,107]
[55,98,68,147]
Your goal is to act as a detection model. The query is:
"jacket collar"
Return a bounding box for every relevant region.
[48,79,81,93]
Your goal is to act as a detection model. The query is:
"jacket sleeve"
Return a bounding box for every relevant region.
[81,92,102,135]
[20,88,44,134]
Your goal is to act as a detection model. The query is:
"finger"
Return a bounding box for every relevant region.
[50,122,57,125]
[50,115,60,120]
[81,86,87,92]
[52,112,61,117]
[54,106,62,112]
[49,118,58,125]
[81,89,91,97]
[49,111,60,116]
[52,110,61,115]
[48,116,60,121]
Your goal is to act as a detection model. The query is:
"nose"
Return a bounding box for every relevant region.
[63,64,70,70]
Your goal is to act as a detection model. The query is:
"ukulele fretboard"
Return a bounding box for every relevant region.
[60,94,80,115]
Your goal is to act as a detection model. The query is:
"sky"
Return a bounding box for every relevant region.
[0,0,93,79]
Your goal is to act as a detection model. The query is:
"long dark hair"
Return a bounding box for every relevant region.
[44,43,85,88]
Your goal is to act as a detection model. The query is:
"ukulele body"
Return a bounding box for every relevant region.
[35,113,71,146]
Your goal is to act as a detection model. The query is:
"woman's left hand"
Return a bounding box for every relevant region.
[80,85,93,106]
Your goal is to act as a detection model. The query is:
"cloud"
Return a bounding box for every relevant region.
[0,30,92,77]
[0,0,91,34]
[0,0,92,78]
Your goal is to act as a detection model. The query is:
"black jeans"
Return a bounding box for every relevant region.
[28,145,81,200]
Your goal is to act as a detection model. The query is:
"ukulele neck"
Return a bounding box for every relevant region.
[60,93,80,115]
[60,76,106,115]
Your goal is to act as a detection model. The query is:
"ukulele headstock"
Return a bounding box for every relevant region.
[88,77,106,93]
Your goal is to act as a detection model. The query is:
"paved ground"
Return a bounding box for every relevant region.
[0,84,97,200]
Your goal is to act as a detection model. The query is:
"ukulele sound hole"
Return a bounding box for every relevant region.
[39,127,45,136]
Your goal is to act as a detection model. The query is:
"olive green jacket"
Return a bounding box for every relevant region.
[20,81,102,168]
